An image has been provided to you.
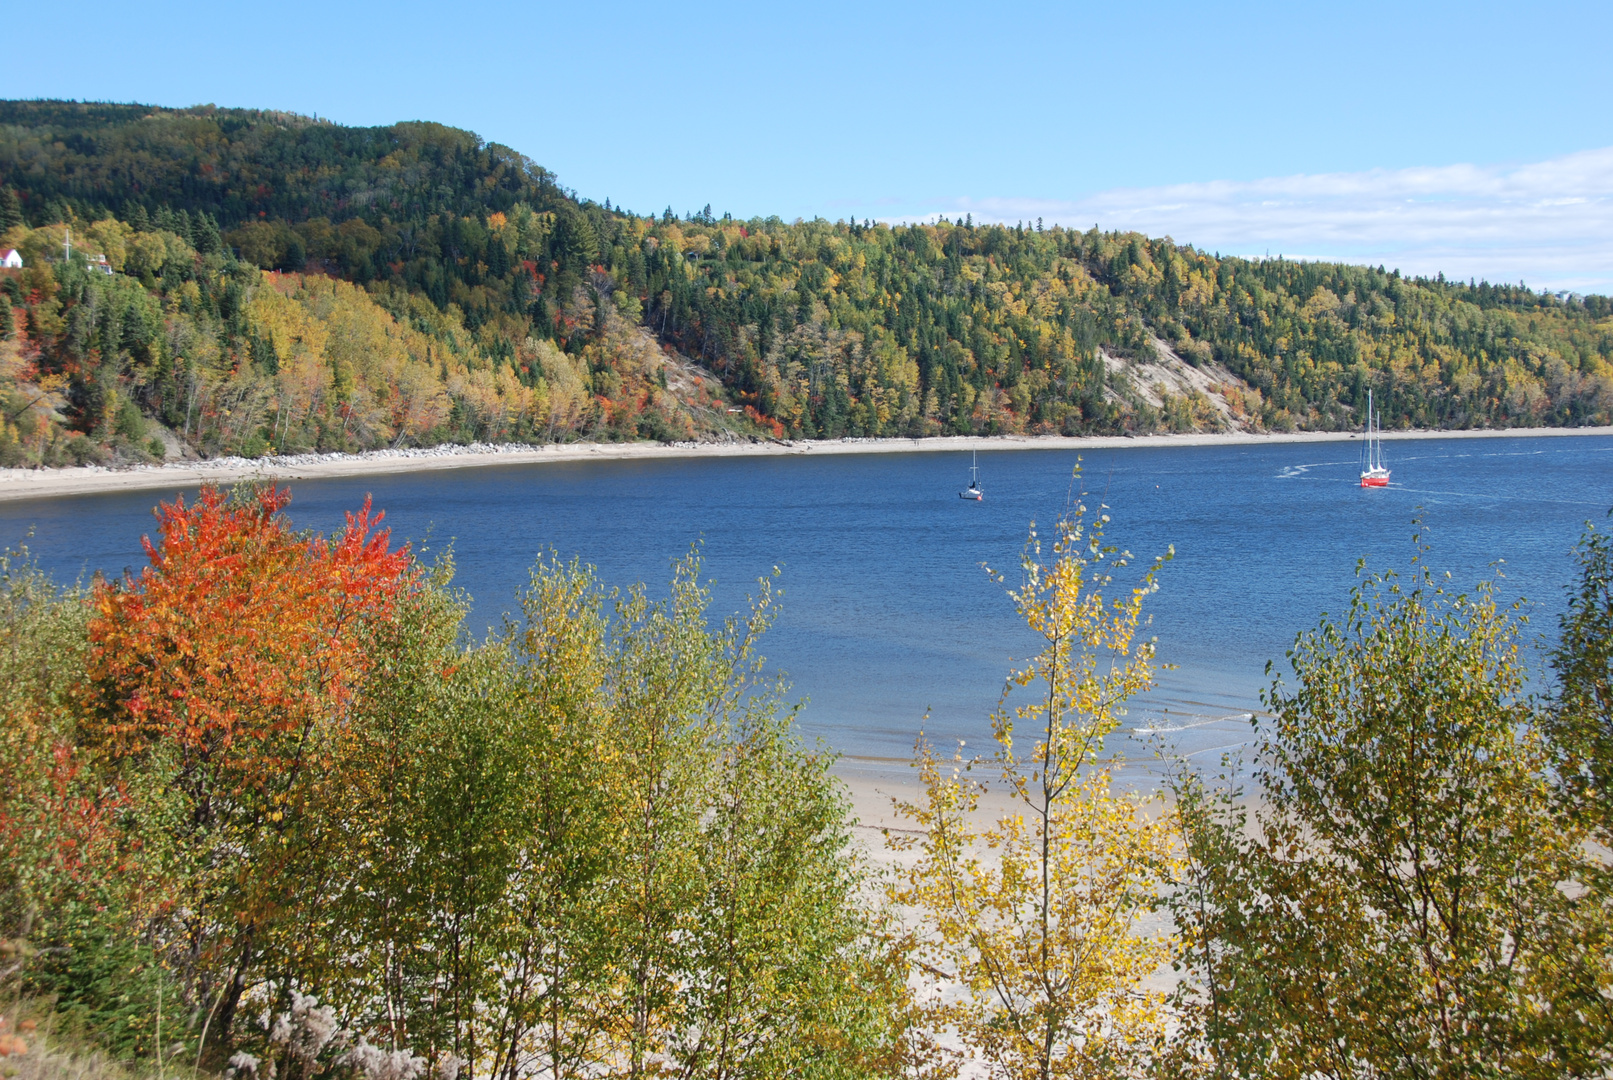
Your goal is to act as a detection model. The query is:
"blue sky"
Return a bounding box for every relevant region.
[6,0,1612,290]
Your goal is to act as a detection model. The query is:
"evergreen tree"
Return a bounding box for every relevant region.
[0,187,21,231]
[193,211,222,255]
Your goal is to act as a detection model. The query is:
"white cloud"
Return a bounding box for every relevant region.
[902,148,1613,295]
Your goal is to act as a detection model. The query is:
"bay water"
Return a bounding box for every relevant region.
[4,434,1609,777]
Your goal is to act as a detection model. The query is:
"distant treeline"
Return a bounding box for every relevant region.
[2,100,1610,468]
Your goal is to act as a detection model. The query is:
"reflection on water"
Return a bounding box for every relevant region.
[4,435,1610,777]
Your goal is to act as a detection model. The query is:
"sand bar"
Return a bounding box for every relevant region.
[3,426,1610,503]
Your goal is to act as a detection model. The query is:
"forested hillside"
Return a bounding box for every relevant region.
[2,100,1610,466]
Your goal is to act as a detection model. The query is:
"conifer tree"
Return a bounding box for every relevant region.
[0,187,21,231]
[193,211,222,255]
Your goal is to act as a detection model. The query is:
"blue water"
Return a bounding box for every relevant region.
[4,436,1610,770]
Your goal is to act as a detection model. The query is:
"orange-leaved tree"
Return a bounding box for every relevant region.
[80,483,411,1055]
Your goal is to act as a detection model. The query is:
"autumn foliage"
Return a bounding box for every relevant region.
[83,484,410,782]
[894,494,1178,1079]
[2,482,1611,1078]
[0,487,909,1076]
[66,485,413,1057]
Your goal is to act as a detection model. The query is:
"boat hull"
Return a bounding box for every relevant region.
[960,490,982,501]
[1360,472,1390,488]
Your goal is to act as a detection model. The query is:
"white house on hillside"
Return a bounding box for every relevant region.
[0,249,21,269]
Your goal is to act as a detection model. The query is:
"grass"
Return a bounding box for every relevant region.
[0,1001,208,1080]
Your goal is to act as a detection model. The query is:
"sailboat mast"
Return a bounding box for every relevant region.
[1377,400,1385,471]
[1362,391,1370,472]
[1367,389,1376,471]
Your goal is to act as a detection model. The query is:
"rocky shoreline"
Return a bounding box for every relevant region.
[3,426,1610,502]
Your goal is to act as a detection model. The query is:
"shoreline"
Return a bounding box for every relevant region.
[2,425,1610,503]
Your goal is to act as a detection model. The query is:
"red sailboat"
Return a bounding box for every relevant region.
[1360,389,1390,488]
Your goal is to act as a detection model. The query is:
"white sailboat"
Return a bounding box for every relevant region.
[1360,389,1390,488]
[960,450,983,500]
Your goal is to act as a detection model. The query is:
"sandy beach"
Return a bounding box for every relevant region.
[3,426,1610,503]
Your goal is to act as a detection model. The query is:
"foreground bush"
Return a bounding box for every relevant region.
[4,485,1612,1080]
[1163,531,1613,1079]
[1,486,913,1078]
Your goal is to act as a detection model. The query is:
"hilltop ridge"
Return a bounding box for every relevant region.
[1,100,1609,467]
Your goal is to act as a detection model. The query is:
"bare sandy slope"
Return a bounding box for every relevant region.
[4,426,1609,503]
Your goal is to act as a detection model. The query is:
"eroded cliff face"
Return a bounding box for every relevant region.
[1099,337,1267,433]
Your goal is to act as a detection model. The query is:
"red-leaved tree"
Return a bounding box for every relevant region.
[81,484,411,1053]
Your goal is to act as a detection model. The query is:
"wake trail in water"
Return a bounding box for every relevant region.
[1276,460,1357,478]
[1131,712,1253,735]
[1388,485,1610,507]
[1175,740,1256,760]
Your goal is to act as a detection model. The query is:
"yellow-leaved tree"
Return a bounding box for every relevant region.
[892,486,1178,1080]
